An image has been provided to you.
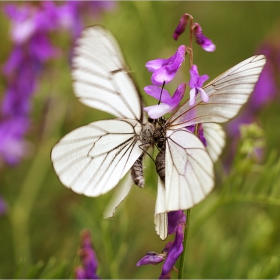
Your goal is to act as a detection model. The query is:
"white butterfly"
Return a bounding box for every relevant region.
[51,26,266,240]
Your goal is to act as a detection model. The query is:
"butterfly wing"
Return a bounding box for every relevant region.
[164,128,214,211]
[51,119,142,196]
[103,174,133,219]
[154,177,168,240]
[167,55,266,129]
[203,123,226,162]
[72,25,143,121]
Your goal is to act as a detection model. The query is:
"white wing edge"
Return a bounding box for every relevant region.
[154,176,168,240]
[203,123,226,162]
[103,174,133,219]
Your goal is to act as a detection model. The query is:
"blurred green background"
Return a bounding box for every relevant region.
[1,1,280,278]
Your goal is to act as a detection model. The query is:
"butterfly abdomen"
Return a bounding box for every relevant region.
[131,155,145,188]
[155,147,165,183]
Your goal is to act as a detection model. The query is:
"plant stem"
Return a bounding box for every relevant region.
[178,208,192,279]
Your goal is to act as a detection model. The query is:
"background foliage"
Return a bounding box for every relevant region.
[1,1,280,278]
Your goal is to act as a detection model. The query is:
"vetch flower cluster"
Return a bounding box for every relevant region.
[137,211,186,279]
[1,2,114,165]
[172,13,216,52]
[144,13,215,120]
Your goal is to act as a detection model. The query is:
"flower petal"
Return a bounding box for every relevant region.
[197,74,209,87]
[193,23,216,52]
[161,223,184,276]
[189,88,196,106]
[198,87,209,103]
[173,13,189,41]
[144,85,172,104]
[137,251,164,266]
[146,58,168,72]
[167,211,186,234]
[188,65,199,88]
[144,104,172,119]
[151,67,177,86]
[148,45,187,85]
[171,83,186,106]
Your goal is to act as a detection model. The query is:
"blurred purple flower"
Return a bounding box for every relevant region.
[1,1,114,166]
[75,230,100,279]
[188,64,209,106]
[173,13,190,41]
[226,44,278,137]
[224,43,279,170]
[193,23,216,52]
[0,118,30,165]
[56,1,116,37]
[0,196,8,216]
[146,45,187,86]
[144,83,186,119]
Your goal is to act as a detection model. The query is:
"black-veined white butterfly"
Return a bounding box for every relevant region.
[51,25,266,240]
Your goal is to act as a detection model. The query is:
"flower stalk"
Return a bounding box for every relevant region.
[178,208,192,279]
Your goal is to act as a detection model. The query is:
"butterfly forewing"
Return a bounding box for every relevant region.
[72,26,143,121]
[51,119,142,196]
[167,55,266,129]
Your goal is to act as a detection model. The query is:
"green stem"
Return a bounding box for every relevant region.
[178,208,192,279]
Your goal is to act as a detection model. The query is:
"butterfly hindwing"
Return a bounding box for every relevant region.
[164,128,214,211]
[203,123,226,162]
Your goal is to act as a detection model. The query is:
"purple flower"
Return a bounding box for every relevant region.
[1,2,114,166]
[160,223,184,278]
[57,1,117,37]
[0,196,8,216]
[188,64,209,106]
[146,45,187,86]
[75,266,87,279]
[75,230,100,279]
[137,251,165,266]
[137,211,186,279]
[167,210,186,234]
[193,23,216,52]
[144,83,186,119]
[173,13,190,41]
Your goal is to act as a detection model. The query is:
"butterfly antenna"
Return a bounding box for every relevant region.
[157,81,166,105]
